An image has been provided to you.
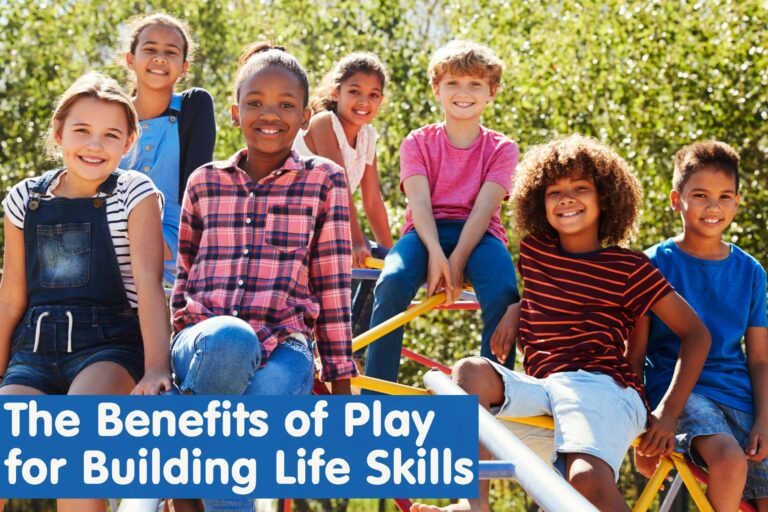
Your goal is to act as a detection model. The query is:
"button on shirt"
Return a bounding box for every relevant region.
[171,149,357,382]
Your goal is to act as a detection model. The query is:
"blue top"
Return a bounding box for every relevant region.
[644,238,768,413]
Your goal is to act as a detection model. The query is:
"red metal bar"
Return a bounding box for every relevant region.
[401,347,451,374]
[394,498,414,511]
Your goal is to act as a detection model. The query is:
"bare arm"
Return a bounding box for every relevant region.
[626,315,651,379]
[127,196,172,395]
[360,155,393,249]
[637,291,710,456]
[305,113,370,267]
[402,175,452,299]
[746,326,768,461]
[447,182,506,303]
[0,216,28,376]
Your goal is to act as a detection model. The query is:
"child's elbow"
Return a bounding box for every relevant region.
[687,318,711,351]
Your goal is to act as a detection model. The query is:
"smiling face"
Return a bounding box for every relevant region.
[231,65,311,175]
[671,166,739,241]
[544,175,602,252]
[432,72,496,122]
[334,71,383,128]
[126,24,189,92]
[54,97,134,193]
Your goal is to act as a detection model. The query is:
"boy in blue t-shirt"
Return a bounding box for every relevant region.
[629,140,768,510]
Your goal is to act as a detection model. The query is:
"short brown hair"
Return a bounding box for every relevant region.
[46,72,138,159]
[513,135,643,247]
[428,40,503,89]
[673,140,740,192]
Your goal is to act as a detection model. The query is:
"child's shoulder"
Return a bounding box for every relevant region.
[294,151,345,181]
[405,122,444,141]
[729,244,766,275]
[478,124,516,146]
[179,87,214,106]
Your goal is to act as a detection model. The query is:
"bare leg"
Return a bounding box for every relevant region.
[692,433,747,512]
[410,357,505,512]
[68,361,135,395]
[755,498,768,512]
[566,453,629,512]
[58,362,136,512]
[168,499,204,512]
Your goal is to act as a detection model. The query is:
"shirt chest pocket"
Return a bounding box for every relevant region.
[37,222,91,288]
[265,204,313,252]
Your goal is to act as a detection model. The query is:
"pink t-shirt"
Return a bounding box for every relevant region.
[399,123,519,244]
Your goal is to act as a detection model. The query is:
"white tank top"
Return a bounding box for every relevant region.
[293,112,377,192]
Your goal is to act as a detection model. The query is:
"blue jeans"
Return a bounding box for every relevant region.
[352,242,390,339]
[171,316,315,396]
[171,316,315,512]
[364,221,519,390]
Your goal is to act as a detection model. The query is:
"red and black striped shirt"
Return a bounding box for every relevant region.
[518,234,673,405]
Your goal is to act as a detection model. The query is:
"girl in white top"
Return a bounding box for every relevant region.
[294,52,393,267]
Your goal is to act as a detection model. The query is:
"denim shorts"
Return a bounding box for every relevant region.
[487,361,647,480]
[677,392,768,500]
[2,305,144,395]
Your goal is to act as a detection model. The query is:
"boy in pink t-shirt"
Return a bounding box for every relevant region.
[364,40,520,388]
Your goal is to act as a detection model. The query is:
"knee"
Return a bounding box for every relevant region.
[374,269,416,301]
[568,463,614,503]
[198,317,261,369]
[703,436,748,479]
[453,357,501,399]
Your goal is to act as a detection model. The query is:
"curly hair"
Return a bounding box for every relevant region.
[673,140,740,193]
[310,52,388,114]
[513,135,643,247]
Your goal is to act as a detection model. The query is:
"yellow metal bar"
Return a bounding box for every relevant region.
[500,415,555,430]
[364,257,384,269]
[673,456,714,512]
[632,457,674,512]
[352,375,430,395]
[352,293,446,352]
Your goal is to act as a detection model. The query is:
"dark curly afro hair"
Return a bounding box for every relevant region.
[513,134,643,247]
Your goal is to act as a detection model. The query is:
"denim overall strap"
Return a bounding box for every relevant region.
[24,170,130,309]
[121,93,181,284]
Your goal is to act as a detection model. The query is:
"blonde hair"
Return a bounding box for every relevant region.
[428,40,503,89]
[46,72,138,159]
[310,52,388,114]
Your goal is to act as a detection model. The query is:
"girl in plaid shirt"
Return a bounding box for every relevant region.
[170,41,357,512]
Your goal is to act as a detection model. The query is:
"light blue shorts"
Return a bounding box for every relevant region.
[677,392,768,500]
[487,361,647,480]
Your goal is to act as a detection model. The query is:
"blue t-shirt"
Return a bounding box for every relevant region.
[644,238,768,413]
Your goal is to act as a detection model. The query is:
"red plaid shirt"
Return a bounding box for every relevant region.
[171,149,357,381]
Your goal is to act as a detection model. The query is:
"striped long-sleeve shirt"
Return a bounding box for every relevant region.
[518,234,673,405]
[171,149,357,382]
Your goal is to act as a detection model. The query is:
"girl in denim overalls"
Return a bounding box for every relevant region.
[122,13,216,285]
[0,72,172,512]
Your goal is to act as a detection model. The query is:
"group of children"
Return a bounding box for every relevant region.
[0,11,765,512]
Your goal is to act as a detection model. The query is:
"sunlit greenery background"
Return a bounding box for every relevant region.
[1,0,766,510]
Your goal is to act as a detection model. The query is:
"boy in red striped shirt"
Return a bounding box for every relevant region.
[413,135,710,512]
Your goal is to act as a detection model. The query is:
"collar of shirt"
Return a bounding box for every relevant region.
[215,149,308,181]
